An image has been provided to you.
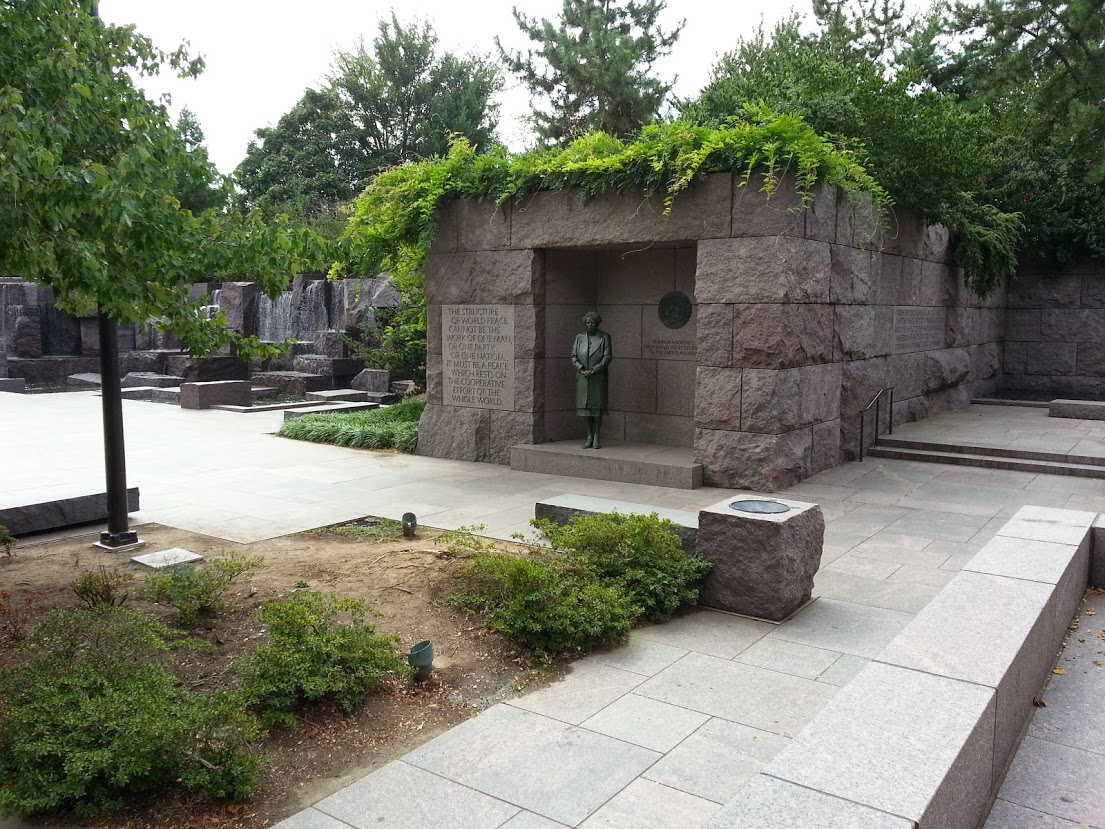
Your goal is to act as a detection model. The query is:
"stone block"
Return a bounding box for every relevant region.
[179,380,252,409]
[696,427,812,491]
[733,304,834,368]
[608,358,656,413]
[944,306,970,349]
[695,304,733,367]
[1003,341,1028,375]
[0,377,26,393]
[219,281,260,336]
[898,257,928,306]
[121,372,183,388]
[1005,308,1041,341]
[132,548,204,568]
[7,356,101,384]
[812,419,841,474]
[596,247,677,306]
[431,198,512,252]
[836,192,882,249]
[511,173,732,248]
[416,403,491,462]
[513,304,542,360]
[969,342,1001,380]
[834,305,893,361]
[41,305,81,356]
[877,570,1058,785]
[1041,308,1105,343]
[707,774,914,829]
[1007,273,1081,309]
[765,662,995,829]
[624,412,695,446]
[165,354,248,382]
[425,250,542,305]
[829,244,877,305]
[922,348,970,393]
[1049,399,1105,420]
[656,360,696,417]
[10,309,42,357]
[696,496,824,620]
[879,208,926,258]
[696,237,832,304]
[251,371,329,396]
[1025,341,1076,375]
[514,358,542,412]
[694,367,742,430]
[803,182,838,243]
[544,249,597,303]
[1075,343,1105,376]
[732,173,803,238]
[426,353,442,405]
[874,254,907,305]
[676,245,696,296]
[351,368,391,393]
[292,355,362,377]
[65,372,100,387]
[544,304,593,362]
[919,261,950,307]
[0,487,140,535]
[490,410,541,465]
[741,364,840,434]
[304,389,369,403]
[920,223,951,263]
[641,301,697,362]
[596,303,643,359]
[310,331,351,358]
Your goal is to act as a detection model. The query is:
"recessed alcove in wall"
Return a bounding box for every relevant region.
[542,244,698,447]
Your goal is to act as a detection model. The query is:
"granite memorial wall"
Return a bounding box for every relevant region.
[401,172,1006,489]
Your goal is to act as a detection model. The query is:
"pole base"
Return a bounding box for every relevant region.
[93,530,145,553]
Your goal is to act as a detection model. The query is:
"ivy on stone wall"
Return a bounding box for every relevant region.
[337,105,888,308]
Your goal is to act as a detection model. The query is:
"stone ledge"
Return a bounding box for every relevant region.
[534,494,697,554]
[1049,399,1105,420]
[282,402,382,421]
[711,505,1095,829]
[0,488,140,535]
[511,440,703,489]
[0,377,26,393]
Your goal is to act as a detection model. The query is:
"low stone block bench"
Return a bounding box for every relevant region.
[180,380,252,409]
[533,494,698,554]
[0,487,140,535]
[0,377,26,393]
[282,401,382,421]
[252,370,329,396]
[708,505,1096,829]
[1049,399,1105,420]
[121,372,184,388]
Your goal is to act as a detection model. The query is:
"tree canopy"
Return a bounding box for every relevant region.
[0,0,323,356]
[236,14,501,225]
[498,0,684,144]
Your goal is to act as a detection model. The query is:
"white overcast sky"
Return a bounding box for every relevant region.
[99,1,822,174]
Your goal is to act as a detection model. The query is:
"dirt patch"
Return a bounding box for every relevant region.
[0,520,559,829]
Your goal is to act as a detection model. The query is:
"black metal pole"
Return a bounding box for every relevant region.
[98,312,138,547]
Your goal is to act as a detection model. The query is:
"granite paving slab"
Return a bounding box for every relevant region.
[580,694,709,752]
[766,598,914,658]
[983,799,1088,829]
[642,718,791,804]
[997,736,1105,826]
[578,778,720,829]
[631,608,772,659]
[581,637,688,677]
[706,775,913,829]
[504,660,645,725]
[403,704,659,826]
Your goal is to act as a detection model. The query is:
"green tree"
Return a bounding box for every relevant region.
[681,8,1023,294]
[0,0,323,356]
[498,0,684,144]
[172,107,227,214]
[236,14,501,227]
[923,0,1105,265]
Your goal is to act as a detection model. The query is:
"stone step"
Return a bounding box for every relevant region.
[866,445,1105,478]
[282,402,382,421]
[511,440,702,489]
[876,436,1105,467]
[971,397,1050,409]
[305,389,369,403]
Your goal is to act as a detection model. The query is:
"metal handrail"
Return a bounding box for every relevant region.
[858,386,895,461]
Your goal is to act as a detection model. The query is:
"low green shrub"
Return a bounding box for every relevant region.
[534,513,712,623]
[237,591,408,725]
[71,567,135,608]
[450,552,634,656]
[277,399,424,452]
[448,513,711,656]
[0,608,263,818]
[313,517,403,539]
[143,551,265,625]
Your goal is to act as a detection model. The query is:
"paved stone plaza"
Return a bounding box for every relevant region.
[1,392,1102,827]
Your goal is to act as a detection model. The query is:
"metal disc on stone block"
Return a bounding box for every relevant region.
[657,291,692,329]
[729,499,791,514]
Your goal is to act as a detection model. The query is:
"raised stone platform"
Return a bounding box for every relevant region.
[1049,399,1105,420]
[306,389,369,403]
[511,440,703,489]
[0,487,140,535]
[711,505,1095,829]
[0,377,26,393]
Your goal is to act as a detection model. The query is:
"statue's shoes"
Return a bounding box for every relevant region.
[583,438,594,449]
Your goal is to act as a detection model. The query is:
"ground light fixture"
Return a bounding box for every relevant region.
[408,640,433,681]
[728,499,791,514]
[402,512,417,537]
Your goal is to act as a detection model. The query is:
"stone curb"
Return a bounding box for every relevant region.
[708,505,1096,829]
[0,487,140,535]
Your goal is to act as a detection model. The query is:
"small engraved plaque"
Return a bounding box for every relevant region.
[893,307,945,352]
[442,305,515,410]
[658,291,693,329]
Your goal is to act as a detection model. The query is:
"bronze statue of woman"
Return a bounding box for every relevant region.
[571,311,612,449]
